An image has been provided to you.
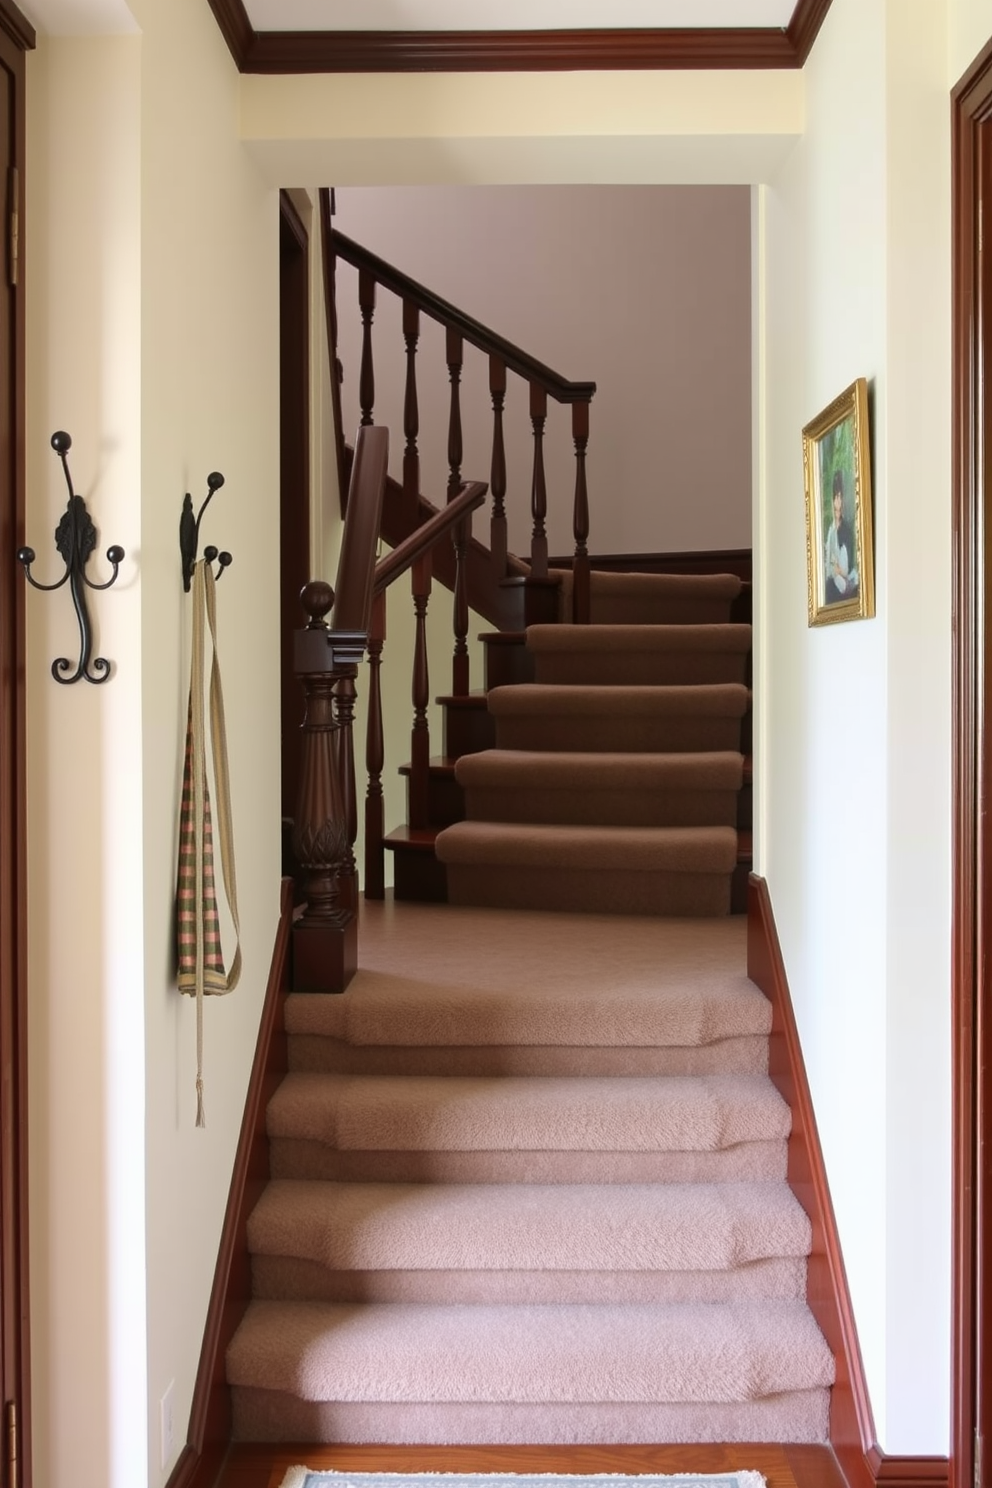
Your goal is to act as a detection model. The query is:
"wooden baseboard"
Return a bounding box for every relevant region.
[868,1449,950,1488]
[165,880,294,1488]
[747,875,949,1488]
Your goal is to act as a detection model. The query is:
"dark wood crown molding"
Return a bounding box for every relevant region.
[786,0,832,65]
[206,0,832,73]
[0,0,34,52]
[206,0,253,68]
[245,26,798,74]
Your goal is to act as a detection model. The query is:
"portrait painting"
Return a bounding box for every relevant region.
[802,377,875,626]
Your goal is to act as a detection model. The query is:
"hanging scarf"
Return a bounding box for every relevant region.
[176,560,241,1126]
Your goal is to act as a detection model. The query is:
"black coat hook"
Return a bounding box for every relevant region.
[17,430,124,685]
[180,471,232,592]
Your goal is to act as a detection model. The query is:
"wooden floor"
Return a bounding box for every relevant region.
[217,1441,848,1488]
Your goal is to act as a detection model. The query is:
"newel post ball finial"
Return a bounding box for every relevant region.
[301,580,334,629]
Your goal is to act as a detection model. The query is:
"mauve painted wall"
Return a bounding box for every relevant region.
[333,185,752,557]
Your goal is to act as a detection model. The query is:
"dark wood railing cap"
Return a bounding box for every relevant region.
[334,232,596,406]
[373,481,488,595]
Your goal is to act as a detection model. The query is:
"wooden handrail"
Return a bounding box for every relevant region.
[333,231,596,406]
[373,481,488,594]
[332,424,390,631]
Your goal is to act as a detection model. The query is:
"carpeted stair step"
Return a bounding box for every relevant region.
[554,569,743,626]
[488,682,749,754]
[247,1178,811,1284]
[227,1297,833,1444]
[528,624,752,687]
[283,907,770,1077]
[250,1175,809,1304]
[454,749,743,828]
[266,1070,791,1185]
[436,821,738,916]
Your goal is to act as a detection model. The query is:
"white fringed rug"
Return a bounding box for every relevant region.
[279,1472,767,1488]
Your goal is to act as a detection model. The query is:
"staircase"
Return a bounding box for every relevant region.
[393,570,753,916]
[226,900,835,1444]
[225,222,835,1453]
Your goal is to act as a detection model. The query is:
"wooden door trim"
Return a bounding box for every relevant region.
[951,33,992,1488]
[204,0,832,73]
[0,11,30,1486]
[279,189,311,822]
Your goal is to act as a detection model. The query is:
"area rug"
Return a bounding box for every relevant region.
[278,1471,767,1488]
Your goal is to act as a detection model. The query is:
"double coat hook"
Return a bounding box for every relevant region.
[180,471,232,592]
[17,431,124,685]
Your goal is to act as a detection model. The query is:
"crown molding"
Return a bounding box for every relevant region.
[207,0,832,73]
[786,0,832,64]
[206,0,253,67]
[0,0,34,51]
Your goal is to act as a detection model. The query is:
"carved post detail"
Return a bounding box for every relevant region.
[402,299,421,528]
[452,514,470,697]
[446,328,463,503]
[291,581,366,994]
[334,671,359,917]
[530,381,548,577]
[364,591,386,902]
[489,355,508,580]
[358,269,377,427]
[572,399,591,624]
[410,552,431,830]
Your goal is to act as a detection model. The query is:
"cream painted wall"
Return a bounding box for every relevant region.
[758,0,952,1452]
[333,185,752,556]
[240,68,803,188]
[25,5,281,1486]
[131,3,281,1486]
[950,0,992,83]
[25,34,145,1488]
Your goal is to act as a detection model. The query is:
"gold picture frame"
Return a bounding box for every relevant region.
[802,377,875,626]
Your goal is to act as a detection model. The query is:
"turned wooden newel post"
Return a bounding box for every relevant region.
[291,580,367,994]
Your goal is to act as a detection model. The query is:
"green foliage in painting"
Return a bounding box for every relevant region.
[818,413,856,535]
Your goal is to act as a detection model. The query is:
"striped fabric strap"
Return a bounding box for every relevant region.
[176,560,241,1127]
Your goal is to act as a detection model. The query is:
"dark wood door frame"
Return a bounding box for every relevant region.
[0,4,32,1485]
[279,190,311,825]
[952,35,992,1488]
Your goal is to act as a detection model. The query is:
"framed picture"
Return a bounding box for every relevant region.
[802,377,875,626]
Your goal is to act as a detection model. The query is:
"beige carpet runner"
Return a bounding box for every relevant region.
[437,573,751,916]
[226,903,834,1444]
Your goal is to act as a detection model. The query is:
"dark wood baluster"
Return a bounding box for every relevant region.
[530,381,548,577]
[572,399,591,624]
[452,515,470,697]
[489,354,508,579]
[333,672,359,916]
[410,552,432,830]
[364,590,386,901]
[446,327,463,502]
[291,581,357,993]
[358,268,376,426]
[402,299,421,527]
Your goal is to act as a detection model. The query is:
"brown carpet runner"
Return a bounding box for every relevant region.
[437,574,751,916]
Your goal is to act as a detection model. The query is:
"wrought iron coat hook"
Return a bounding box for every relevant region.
[180,471,232,593]
[17,431,125,685]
